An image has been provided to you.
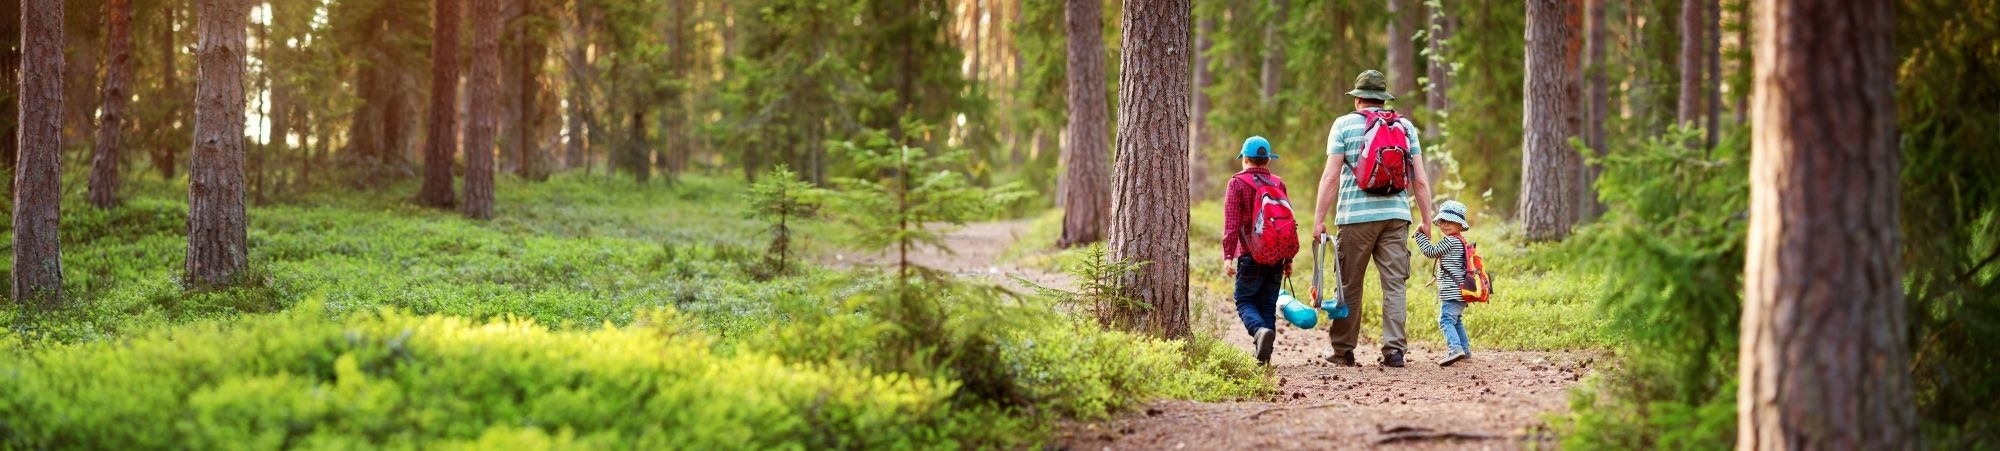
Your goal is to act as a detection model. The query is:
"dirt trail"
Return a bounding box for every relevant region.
[841,221,1593,450]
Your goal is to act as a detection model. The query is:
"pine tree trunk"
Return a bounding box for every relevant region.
[187,0,249,289]
[1059,0,1110,247]
[1739,0,1913,448]
[1386,0,1419,105]
[1260,0,1285,104]
[1188,17,1214,200]
[463,0,500,220]
[1109,0,1191,339]
[1702,0,1721,150]
[971,0,981,80]
[1425,6,1452,141]
[511,0,548,181]
[151,3,179,180]
[13,0,64,306]
[1519,0,1583,242]
[1676,0,1703,126]
[0,0,18,175]
[419,0,460,208]
[564,1,590,170]
[89,0,134,209]
[1582,0,1609,219]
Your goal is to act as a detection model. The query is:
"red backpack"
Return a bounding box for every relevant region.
[1234,172,1300,265]
[1346,109,1416,195]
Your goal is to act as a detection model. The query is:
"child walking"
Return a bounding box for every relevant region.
[1222,136,1298,365]
[1414,200,1474,366]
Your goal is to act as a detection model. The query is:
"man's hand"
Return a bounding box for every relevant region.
[1418,221,1432,237]
[1224,259,1237,277]
[1314,221,1328,238]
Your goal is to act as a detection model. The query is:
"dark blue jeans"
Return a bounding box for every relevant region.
[1233,256,1284,336]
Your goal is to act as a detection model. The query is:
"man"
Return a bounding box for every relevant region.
[1312,70,1435,368]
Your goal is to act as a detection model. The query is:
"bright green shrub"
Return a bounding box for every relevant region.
[0,304,992,449]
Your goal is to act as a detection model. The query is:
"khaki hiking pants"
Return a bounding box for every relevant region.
[1327,219,1411,355]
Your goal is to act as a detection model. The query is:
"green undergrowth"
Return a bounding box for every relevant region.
[0,174,1268,448]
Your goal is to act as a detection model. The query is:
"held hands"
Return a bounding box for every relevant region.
[1224,258,1237,277]
[1418,220,1433,237]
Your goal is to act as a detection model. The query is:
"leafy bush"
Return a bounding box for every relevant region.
[1558,126,1746,450]
[0,304,993,449]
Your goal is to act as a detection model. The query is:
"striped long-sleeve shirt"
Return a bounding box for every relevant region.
[1413,232,1465,303]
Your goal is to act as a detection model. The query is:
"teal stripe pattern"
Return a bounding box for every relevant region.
[1325,108,1421,226]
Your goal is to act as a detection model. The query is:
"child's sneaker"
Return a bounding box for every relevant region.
[1438,350,1468,367]
[1254,328,1275,365]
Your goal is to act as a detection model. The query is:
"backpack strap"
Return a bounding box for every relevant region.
[1341,109,1400,172]
[1445,232,1472,281]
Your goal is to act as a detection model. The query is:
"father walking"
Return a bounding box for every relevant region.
[1312,70,1435,368]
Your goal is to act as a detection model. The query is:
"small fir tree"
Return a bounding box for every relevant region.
[827,122,1029,281]
[742,165,824,275]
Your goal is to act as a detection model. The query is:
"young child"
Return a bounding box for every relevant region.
[1414,200,1474,366]
[1222,136,1293,365]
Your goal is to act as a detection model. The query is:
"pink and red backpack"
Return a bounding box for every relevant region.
[1347,110,1416,195]
[1234,172,1300,266]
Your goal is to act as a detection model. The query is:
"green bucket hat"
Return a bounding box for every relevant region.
[1346,69,1396,101]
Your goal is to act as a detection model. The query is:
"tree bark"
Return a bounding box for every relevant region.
[150,2,179,180]
[508,0,549,181]
[13,0,64,306]
[1739,0,1913,448]
[1059,0,1110,247]
[89,0,133,209]
[1,0,21,175]
[1109,0,1192,339]
[564,0,591,170]
[1676,0,1703,126]
[187,0,249,289]
[1703,0,1721,150]
[1188,17,1214,200]
[1519,0,1583,242]
[1259,0,1285,103]
[463,0,499,220]
[1582,0,1609,220]
[418,0,460,208]
[1425,5,1452,141]
[1386,0,1419,106]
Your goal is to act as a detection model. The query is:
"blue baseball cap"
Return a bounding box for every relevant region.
[1240,136,1277,159]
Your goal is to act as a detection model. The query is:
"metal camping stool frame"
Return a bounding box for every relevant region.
[1311,233,1349,319]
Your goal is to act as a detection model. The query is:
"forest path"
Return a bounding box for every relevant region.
[838,221,1593,450]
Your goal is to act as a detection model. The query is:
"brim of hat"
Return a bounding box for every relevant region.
[1346,89,1395,101]
[1239,152,1280,159]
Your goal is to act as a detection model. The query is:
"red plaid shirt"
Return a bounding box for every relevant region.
[1222,167,1289,270]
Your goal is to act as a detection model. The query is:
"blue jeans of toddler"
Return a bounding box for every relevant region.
[1439,300,1470,354]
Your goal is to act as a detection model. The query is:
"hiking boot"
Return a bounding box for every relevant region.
[1380,349,1406,368]
[1254,328,1276,365]
[1438,350,1468,367]
[1324,350,1359,367]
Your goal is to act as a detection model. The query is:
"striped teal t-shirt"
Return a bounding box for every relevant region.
[1326,108,1422,225]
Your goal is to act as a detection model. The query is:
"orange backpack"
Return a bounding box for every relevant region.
[1451,233,1493,303]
